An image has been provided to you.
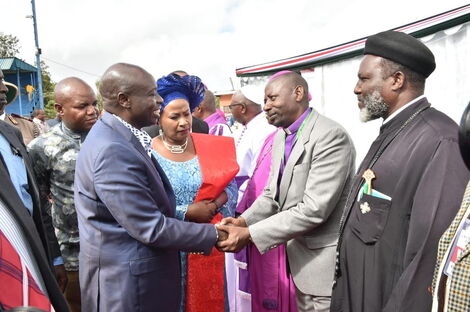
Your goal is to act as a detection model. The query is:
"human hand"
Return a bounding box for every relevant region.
[215,224,251,253]
[220,216,247,227]
[186,200,217,223]
[54,264,68,292]
[217,227,228,242]
[214,191,228,209]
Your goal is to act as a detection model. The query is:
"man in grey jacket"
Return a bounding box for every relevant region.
[218,72,355,311]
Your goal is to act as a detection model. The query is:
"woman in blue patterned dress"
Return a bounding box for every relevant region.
[151,73,238,312]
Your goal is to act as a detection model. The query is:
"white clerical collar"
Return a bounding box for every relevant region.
[383,95,425,125]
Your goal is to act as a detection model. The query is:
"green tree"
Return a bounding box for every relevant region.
[41,61,57,118]
[0,33,20,57]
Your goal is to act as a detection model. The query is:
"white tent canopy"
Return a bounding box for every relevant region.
[236,6,470,164]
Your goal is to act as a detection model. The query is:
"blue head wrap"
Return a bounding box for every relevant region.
[157,73,205,112]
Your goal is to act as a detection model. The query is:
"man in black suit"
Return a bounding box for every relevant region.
[0,69,69,311]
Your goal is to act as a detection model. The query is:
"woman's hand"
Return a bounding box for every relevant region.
[186,200,217,223]
[214,191,228,209]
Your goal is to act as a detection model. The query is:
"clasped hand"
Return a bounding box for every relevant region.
[215,217,251,253]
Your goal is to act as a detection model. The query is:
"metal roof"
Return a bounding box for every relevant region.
[0,57,37,73]
[236,4,470,77]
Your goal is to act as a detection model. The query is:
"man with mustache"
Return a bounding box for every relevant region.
[28,77,99,312]
[331,31,470,312]
[218,71,356,311]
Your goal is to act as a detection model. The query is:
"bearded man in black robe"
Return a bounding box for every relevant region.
[331,30,470,312]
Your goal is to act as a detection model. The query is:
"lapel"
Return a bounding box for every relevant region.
[0,123,51,263]
[0,121,41,211]
[101,113,176,206]
[278,109,319,207]
[270,130,285,202]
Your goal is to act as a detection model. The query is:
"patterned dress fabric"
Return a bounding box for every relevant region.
[152,151,237,312]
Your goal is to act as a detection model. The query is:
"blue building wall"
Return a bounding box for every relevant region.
[4,72,40,117]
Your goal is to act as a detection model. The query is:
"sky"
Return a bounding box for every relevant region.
[1,0,469,92]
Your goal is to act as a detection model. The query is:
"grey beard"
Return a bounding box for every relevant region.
[359,90,389,122]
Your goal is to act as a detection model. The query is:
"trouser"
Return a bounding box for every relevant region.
[65,270,81,312]
[295,286,331,312]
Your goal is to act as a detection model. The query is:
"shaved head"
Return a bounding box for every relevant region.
[54,76,98,132]
[55,77,94,104]
[100,63,154,111]
[267,72,309,104]
[99,63,161,129]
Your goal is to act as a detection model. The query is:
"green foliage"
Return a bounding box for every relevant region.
[0,33,20,57]
[40,61,56,118]
[44,99,56,119]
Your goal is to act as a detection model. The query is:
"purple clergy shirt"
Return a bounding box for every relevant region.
[280,107,312,177]
[204,110,229,135]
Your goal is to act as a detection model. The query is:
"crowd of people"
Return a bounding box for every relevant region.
[1,30,470,312]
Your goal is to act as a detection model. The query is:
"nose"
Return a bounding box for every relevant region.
[155,93,163,105]
[354,81,361,95]
[263,101,271,112]
[87,105,97,116]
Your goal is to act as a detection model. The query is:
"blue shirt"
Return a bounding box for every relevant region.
[0,133,33,215]
[0,133,63,266]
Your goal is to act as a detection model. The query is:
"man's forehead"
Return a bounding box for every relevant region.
[265,78,287,93]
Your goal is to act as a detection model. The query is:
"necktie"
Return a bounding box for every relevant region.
[0,230,52,311]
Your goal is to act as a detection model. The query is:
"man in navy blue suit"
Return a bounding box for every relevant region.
[75,63,225,311]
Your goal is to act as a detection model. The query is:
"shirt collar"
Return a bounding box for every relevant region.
[284,107,311,135]
[112,114,152,156]
[0,113,5,121]
[383,95,425,125]
[60,122,87,143]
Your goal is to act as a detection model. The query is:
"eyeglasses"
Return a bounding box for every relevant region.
[228,103,244,110]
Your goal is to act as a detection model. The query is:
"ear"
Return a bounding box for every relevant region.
[390,71,405,91]
[240,104,247,114]
[118,92,131,109]
[294,85,305,102]
[54,103,64,116]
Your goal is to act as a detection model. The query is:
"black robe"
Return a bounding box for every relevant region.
[331,98,470,312]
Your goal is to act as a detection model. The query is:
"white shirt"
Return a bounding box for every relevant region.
[234,112,276,204]
[383,95,426,125]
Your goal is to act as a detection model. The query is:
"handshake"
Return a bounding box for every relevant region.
[214,217,251,253]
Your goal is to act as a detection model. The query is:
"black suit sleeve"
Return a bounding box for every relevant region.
[11,125,62,262]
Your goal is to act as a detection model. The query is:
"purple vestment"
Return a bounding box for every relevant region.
[236,129,298,312]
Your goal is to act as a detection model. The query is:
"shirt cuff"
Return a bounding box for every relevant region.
[53,256,64,266]
[176,204,189,221]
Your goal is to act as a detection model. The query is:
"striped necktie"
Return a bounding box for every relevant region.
[0,230,53,311]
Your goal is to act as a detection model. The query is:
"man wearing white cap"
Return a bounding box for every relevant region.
[225,84,276,312]
[230,84,276,202]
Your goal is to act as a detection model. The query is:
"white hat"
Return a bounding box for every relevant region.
[240,83,265,107]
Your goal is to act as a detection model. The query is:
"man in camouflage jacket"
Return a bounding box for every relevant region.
[28,77,98,312]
